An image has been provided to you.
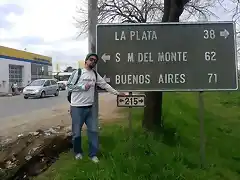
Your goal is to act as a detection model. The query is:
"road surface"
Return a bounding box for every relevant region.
[0,92,125,139]
[0,91,68,119]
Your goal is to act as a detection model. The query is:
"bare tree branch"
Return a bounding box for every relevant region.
[73,0,240,63]
[74,0,240,38]
[74,0,165,37]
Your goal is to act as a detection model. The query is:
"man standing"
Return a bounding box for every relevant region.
[67,53,124,163]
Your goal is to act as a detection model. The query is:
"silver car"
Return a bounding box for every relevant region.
[23,79,59,99]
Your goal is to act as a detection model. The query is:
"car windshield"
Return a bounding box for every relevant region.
[29,80,45,86]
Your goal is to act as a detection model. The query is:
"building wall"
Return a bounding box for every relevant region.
[78,60,85,68]
[0,58,31,93]
[48,66,53,75]
[0,45,53,93]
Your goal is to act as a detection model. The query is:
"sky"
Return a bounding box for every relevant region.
[0,0,239,71]
[0,0,87,71]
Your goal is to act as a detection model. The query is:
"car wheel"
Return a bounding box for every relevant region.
[54,90,59,96]
[24,96,29,99]
[40,91,46,98]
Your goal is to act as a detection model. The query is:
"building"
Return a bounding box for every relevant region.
[0,45,52,93]
[78,60,85,68]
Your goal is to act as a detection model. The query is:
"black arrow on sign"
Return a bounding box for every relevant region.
[119,99,124,102]
[139,99,143,103]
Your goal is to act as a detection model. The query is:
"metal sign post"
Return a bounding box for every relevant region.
[198,91,206,168]
[128,92,133,138]
[88,0,98,133]
[117,93,146,149]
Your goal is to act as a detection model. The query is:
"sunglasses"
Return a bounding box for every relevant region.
[89,57,97,62]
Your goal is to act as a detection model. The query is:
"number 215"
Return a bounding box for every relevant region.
[125,97,138,105]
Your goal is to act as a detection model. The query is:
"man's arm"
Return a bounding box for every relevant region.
[66,70,76,85]
[66,70,77,91]
[96,73,119,95]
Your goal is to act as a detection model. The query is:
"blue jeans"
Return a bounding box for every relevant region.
[70,106,98,158]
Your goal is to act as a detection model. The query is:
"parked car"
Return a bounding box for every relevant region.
[22,79,59,99]
[57,81,67,90]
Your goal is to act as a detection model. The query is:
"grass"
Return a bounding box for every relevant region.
[35,92,240,180]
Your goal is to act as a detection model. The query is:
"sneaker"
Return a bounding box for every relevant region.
[91,156,99,163]
[75,153,83,160]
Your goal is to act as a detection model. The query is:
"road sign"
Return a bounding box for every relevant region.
[117,94,145,107]
[96,22,238,91]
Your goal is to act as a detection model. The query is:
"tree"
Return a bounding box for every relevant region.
[74,0,240,131]
[74,0,219,37]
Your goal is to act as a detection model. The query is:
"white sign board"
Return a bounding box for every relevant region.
[117,94,145,107]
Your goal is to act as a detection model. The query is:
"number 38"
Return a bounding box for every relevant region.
[204,29,215,39]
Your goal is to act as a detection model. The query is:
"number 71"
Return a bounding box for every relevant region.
[208,73,217,83]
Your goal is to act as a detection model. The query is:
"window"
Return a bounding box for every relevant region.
[9,64,23,87]
[44,80,50,86]
[31,63,51,80]
[51,80,57,85]
[29,79,45,86]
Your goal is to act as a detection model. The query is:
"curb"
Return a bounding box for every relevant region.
[0,93,13,97]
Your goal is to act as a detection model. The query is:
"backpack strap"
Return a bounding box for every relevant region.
[93,69,105,91]
[74,68,82,85]
[93,69,98,81]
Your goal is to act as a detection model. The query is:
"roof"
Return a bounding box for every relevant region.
[0,45,52,65]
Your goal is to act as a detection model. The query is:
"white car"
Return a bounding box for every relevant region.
[23,79,59,99]
[57,81,68,90]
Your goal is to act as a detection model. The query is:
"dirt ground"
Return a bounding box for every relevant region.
[0,93,125,140]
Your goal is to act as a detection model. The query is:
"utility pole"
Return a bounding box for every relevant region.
[88,0,98,124]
